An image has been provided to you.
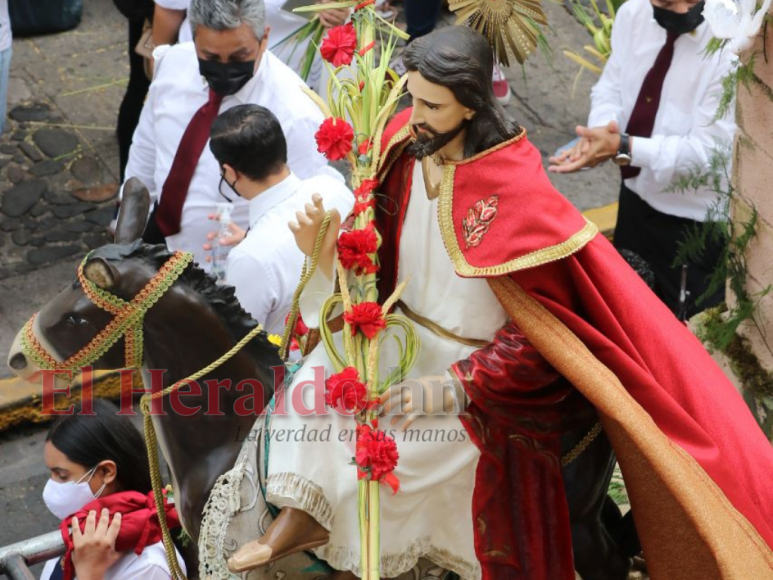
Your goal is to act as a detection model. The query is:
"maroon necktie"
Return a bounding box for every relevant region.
[622,31,680,179]
[155,89,224,237]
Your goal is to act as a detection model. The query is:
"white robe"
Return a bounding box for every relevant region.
[266,162,509,579]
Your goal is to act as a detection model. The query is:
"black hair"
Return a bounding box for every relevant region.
[46,399,152,495]
[209,104,288,181]
[403,26,521,157]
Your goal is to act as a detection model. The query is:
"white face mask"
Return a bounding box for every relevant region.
[42,466,106,520]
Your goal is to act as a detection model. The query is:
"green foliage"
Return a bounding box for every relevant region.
[716,56,756,121]
[704,37,729,57]
[178,528,192,548]
[668,149,772,353]
[563,0,623,78]
[696,306,773,401]
[608,474,629,506]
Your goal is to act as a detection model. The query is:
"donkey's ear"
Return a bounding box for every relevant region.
[83,257,119,290]
[115,177,151,244]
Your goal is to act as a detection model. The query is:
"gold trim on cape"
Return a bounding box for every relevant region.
[487,276,773,580]
[377,124,412,179]
[438,163,599,277]
[444,128,527,166]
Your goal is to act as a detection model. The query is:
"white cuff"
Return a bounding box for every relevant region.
[587,109,620,130]
[630,135,664,171]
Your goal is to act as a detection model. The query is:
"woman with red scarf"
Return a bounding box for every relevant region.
[40,400,184,580]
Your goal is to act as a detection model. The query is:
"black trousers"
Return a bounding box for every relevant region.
[117,17,151,182]
[613,183,726,319]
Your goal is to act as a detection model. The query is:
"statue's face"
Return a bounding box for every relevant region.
[407,71,474,135]
[407,71,475,158]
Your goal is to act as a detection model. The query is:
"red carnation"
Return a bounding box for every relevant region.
[320,23,357,67]
[338,228,378,275]
[344,302,386,339]
[355,424,400,492]
[315,118,354,161]
[325,367,368,414]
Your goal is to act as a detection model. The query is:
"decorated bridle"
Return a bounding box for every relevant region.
[21,251,194,372]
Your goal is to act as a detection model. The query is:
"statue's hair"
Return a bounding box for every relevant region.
[403,26,521,157]
[188,0,266,40]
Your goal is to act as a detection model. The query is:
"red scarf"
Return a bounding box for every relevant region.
[59,490,180,580]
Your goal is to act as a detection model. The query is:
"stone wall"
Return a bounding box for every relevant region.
[724,14,773,439]
[732,17,773,375]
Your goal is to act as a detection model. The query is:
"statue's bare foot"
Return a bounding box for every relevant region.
[227,507,329,572]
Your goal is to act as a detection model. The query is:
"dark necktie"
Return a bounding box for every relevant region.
[155,89,224,237]
[622,30,680,179]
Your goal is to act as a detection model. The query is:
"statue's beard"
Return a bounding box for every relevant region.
[407,119,468,159]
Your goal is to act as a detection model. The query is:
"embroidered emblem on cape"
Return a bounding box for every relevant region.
[462,195,499,249]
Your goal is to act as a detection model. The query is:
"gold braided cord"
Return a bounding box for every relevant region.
[448,0,548,67]
[139,318,268,580]
[279,211,334,361]
[20,252,193,372]
[22,306,146,371]
[20,250,196,580]
[144,413,188,580]
[561,422,603,467]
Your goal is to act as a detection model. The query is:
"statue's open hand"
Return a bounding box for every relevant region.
[288,193,341,279]
[379,375,454,431]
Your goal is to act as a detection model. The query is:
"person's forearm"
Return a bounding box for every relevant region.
[152,5,186,47]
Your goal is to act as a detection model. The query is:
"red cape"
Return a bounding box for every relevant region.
[375,109,773,578]
[59,490,180,580]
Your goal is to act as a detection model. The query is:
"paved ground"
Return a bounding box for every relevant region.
[0,0,620,565]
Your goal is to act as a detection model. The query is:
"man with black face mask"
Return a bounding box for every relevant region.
[122,0,344,267]
[549,0,736,320]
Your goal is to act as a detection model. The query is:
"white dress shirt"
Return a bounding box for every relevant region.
[588,0,737,221]
[226,172,353,337]
[40,541,185,580]
[124,42,342,266]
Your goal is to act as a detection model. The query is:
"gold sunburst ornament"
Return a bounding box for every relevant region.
[449,0,548,67]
